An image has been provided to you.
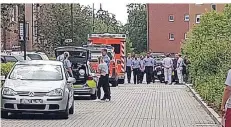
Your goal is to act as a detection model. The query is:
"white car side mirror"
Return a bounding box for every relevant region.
[67,77,76,83]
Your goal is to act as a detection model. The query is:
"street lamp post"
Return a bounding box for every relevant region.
[71,3,74,43]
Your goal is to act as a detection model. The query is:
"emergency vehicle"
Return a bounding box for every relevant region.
[88,33,126,84]
[83,44,118,87]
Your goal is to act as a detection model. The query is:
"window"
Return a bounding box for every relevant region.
[211,4,216,10]
[27,54,42,60]
[169,15,174,22]
[169,33,174,41]
[111,44,120,54]
[196,14,201,24]
[184,14,189,21]
[184,33,188,39]
[4,56,18,62]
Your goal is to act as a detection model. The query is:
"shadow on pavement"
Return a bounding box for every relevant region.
[4,113,71,120]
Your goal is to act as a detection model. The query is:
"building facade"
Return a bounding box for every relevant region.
[1,4,39,51]
[147,3,226,53]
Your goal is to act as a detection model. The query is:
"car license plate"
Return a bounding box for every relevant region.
[157,71,161,75]
[20,99,43,104]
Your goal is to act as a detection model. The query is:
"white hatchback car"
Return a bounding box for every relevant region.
[1,60,76,119]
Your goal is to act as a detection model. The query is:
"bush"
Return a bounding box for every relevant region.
[182,4,231,113]
[1,62,15,76]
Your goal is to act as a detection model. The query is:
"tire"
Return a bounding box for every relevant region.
[60,98,69,119]
[69,99,74,114]
[118,79,124,84]
[90,92,97,100]
[1,111,8,119]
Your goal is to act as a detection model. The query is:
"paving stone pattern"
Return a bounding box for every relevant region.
[1,84,219,127]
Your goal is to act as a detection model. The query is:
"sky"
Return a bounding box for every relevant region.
[80,1,128,25]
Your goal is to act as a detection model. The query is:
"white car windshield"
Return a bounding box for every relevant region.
[9,64,63,80]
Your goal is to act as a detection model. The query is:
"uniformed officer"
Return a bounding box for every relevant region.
[138,55,145,84]
[132,54,140,84]
[101,49,111,99]
[176,53,184,84]
[144,52,155,84]
[162,53,173,85]
[126,53,132,83]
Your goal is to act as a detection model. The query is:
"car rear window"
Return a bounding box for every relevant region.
[27,54,43,60]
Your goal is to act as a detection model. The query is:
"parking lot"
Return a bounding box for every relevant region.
[1,83,219,127]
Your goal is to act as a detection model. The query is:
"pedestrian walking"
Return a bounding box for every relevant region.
[97,56,110,101]
[126,53,132,83]
[176,54,184,84]
[138,55,145,84]
[132,54,140,84]
[221,69,231,127]
[63,52,73,77]
[101,49,111,100]
[163,53,173,85]
[144,52,155,84]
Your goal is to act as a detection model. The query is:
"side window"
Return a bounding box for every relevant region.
[5,56,17,62]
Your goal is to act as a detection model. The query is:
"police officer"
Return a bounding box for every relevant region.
[132,54,140,84]
[126,53,132,83]
[163,53,173,85]
[139,55,145,84]
[176,54,184,84]
[97,56,110,101]
[144,52,155,84]
[101,49,111,99]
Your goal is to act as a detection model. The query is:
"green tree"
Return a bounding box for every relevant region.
[1,4,18,50]
[182,4,231,112]
[126,3,147,53]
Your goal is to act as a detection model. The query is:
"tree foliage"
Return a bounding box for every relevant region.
[36,3,124,54]
[182,4,231,111]
[126,3,147,54]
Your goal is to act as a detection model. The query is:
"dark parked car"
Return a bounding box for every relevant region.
[1,55,31,63]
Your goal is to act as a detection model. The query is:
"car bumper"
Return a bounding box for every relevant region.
[1,95,68,113]
[73,87,96,96]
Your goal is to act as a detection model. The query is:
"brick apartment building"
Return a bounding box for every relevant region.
[1,4,39,51]
[147,4,226,53]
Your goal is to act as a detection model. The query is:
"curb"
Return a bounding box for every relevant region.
[185,84,222,126]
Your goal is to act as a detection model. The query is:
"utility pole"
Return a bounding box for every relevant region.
[92,3,95,33]
[19,4,27,60]
[23,4,27,60]
[71,3,74,43]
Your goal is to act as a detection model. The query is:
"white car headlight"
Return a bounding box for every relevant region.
[2,87,17,96]
[79,69,85,76]
[46,88,63,96]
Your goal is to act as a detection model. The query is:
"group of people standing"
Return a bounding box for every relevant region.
[126,52,156,84]
[126,52,190,85]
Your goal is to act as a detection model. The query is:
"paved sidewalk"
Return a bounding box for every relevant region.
[1,84,218,127]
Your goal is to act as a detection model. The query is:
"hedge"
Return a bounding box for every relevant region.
[1,62,15,76]
[182,4,231,113]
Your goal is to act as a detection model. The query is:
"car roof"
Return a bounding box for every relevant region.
[16,60,63,65]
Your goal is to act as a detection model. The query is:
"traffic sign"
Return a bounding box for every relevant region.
[19,22,24,41]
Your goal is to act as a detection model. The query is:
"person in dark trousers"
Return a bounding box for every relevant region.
[101,49,111,100]
[126,53,132,83]
[144,52,155,84]
[183,55,190,83]
[97,56,110,101]
[172,54,178,83]
[139,55,145,84]
[132,54,140,84]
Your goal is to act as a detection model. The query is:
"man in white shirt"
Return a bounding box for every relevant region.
[57,52,64,61]
[176,54,184,84]
[221,69,231,127]
[162,53,173,85]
